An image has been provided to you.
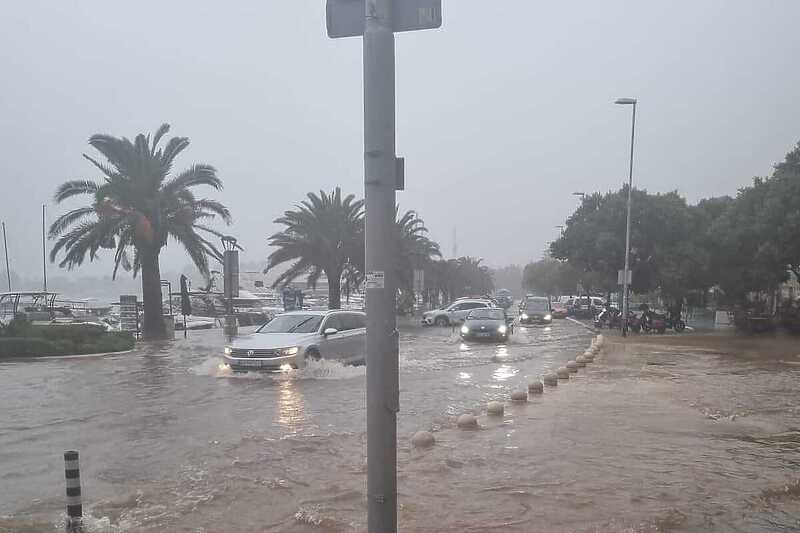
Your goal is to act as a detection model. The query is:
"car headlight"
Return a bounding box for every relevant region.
[544,314,552,321]
[521,313,528,320]
[280,347,299,356]
[460,325,469,334]
[498,325,507,334]
[224,346,232,355]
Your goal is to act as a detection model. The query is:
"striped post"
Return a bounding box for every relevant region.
[64,451,82,531]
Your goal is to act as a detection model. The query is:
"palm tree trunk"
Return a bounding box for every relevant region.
[327,268,342,310]
[140,247,168,340]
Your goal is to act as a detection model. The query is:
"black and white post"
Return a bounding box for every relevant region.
[63,450,82,531]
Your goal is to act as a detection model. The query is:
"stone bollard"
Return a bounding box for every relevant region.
[543,373,559,386]
[411,431,435,448]
[528,380,544,394]
[457,413,478,429]
[556,367,570,379]
[575,355,588,367]
[510,391,528,402]
[566,361,579,373]
[64,451,82,532]
[487,401,505,416]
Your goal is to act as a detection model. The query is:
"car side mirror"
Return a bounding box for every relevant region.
[323,327,338,336]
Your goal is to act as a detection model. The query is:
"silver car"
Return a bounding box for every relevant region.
[422,299,495,326]
[222,310,366,371]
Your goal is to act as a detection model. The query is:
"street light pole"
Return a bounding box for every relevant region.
[615,97,637,337]
[364,1,398,531]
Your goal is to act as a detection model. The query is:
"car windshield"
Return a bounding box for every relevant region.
[467,309,505,320]
[524,299,549,312]
[256,314,323,334]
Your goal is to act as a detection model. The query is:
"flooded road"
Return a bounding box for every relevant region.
[1,321,799,532]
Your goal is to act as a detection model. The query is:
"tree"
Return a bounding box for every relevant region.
[266,188,364,309]
[49,124,231,340]
[522,259,579,297]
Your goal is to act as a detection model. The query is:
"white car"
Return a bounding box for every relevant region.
[422,299,496,326]
[222,310,365,371]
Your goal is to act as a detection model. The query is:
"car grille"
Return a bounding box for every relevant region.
[229,348,281,358]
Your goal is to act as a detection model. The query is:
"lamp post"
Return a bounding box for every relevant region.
[614,97,637,336]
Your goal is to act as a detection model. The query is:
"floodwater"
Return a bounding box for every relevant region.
[1,320,799,532]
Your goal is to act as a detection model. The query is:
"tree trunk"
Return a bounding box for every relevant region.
[327,268,342,310]
[140,247,167,340]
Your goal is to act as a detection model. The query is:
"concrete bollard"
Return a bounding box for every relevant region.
[543,373,559,386]
[64,451,82,532]
[575,355,588,367]
[487,401,505,416]
[510,390,528,402]
[528,380,544,394]
[566,360,579,373]
[411,431,435,448]
[457,413,478,429]
[556,367,570,379]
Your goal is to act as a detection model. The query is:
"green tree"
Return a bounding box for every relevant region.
[523,259,579,297]
[49,124,232,340]
[266,188,364,310]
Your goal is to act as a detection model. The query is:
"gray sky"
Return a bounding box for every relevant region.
[1,0,799,284]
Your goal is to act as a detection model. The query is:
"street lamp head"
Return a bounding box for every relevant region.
[615,98,637,105]
[572,192,585,197]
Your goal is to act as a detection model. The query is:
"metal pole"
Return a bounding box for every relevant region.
[621,102,636,336]
[64,450,83,532]
[364,0,398,531]
[2,222,11,291]
[42,204,48,293]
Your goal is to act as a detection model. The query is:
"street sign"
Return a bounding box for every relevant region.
[617,269,632,285]
[327,0,442,38]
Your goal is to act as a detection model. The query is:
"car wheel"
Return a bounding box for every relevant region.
[434,316,449,327]
[306,348,321,362]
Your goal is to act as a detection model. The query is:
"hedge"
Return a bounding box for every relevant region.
[0,332,135,359]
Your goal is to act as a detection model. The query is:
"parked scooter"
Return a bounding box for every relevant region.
[594,306,621,329]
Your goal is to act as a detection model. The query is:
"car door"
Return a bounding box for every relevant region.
[340,313,366,364]
[318,313,347,360]
[453,302,483,322]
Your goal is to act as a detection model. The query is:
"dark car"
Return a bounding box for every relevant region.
[519,296,552,325]
[495,289,514,310]
[460,308,509,341]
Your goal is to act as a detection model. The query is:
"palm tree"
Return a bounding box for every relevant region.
[49,124,232,340]
[394,207,440,292]
[266,188,364,309]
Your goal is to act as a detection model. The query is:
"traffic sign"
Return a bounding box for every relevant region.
[617,269,632,285]
[327,0,442,38]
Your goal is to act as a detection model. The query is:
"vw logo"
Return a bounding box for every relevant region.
[247,350,254,357]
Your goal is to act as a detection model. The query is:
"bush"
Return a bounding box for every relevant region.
[0,331,135,359]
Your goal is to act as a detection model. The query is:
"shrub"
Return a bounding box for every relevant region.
[0,331,134,359]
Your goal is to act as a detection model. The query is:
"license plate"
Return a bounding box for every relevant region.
[235,359,264,367]
[477,332,492,337]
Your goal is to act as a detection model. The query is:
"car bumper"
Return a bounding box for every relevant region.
[460,331,508,341]
[519,317,551,325]
[222,353,299,371]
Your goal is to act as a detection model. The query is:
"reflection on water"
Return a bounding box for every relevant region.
[492,364,517,382]
[275,378,305,433]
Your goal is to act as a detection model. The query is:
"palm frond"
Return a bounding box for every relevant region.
[54,180,100,203]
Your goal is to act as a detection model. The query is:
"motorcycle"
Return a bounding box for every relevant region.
[641,310,667,333]
[665,311,686,332]
[594,307,621,329]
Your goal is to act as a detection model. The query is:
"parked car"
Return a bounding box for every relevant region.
[222,310,365,371]
[519,296,552,325]
[551,303,568,319]
[460,308,510,341]
[422,299,495,326]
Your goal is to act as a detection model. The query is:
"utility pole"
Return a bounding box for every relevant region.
[363,1,398,531]
[42,204,48,293]
[2,222,11,291]
[327,2,441,530]
[615,98,637,336]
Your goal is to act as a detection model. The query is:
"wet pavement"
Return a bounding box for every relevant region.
[1,320,799,532]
